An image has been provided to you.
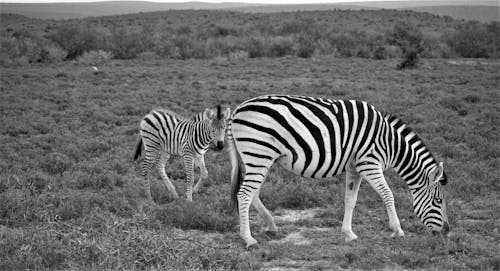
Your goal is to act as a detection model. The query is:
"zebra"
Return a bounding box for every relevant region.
[134,105,230,202]
[227,94,449,248]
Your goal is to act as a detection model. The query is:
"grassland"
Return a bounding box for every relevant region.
[0,55,499,270]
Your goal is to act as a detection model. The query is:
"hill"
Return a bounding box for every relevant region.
[0,1,499,21]
[0,1,258,19]
[406,5,500,23]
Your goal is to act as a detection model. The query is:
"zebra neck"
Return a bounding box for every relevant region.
[195,120,212,147]
[393,133,436,191]
[387,120,436,191]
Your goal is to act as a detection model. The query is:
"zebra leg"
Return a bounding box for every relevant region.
[342,168,362,242]
[157,152,179,199]
[359,169,404,238]
[252,194,278,235]
[139,151,158,203]
[238,168,271,248]
[192,154,208,194]
[182,154,196,202]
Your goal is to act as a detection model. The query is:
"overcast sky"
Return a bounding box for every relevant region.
[0,0,424,3]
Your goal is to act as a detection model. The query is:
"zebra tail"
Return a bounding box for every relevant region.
[133,137,143,161]
[228,130,244,214]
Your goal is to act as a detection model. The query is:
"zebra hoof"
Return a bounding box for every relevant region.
[246,243,259,250]
[344,234,358,242]
[390,229,405,238]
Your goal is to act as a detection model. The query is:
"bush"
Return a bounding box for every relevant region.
[77,50,113,66]
[295,34,315,58]
[109,28,149,59]
[0,35,67,66]
[267,36,294,57]
[47,25,101,59]
[388,21,424,69]
[373,46,389,60]
[205,37,232,59]
[315,38,336,56]
[246,37,266,58]
[278,19,315,35]
[445,22,499,58]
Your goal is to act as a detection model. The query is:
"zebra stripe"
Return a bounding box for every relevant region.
[134,106,230,202]
[227,95,449,248]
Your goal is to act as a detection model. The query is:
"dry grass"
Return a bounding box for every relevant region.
[1,56,499,270]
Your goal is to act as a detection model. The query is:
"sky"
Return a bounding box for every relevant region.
[0,0,419,3]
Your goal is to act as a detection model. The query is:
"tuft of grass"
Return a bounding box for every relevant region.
[152,197,236,232]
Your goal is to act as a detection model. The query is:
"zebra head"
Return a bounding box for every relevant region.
[412,162,450,235]
[204,105,231,151]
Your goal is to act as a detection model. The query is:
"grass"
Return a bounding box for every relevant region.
[1,56,499,270]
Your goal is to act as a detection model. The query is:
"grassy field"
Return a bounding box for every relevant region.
[0,56,499,270]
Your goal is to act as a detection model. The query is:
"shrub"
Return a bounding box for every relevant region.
[169,34,207,59]
[278,19,315,35]
[78,50,112,66]
[0,35,66,66]
[41,42,67,62]
[388,21,425,69]
[295,34,315,58]
[205,37,232,58]
[77,50,112,66]
[267,36,294,57]
[47,25,101,59]
[327,30,371,58]
[109,28,147,59]
[445,22,499,58]
[315,38,336,56]
[373,46,389,60]
[246,37,266,58]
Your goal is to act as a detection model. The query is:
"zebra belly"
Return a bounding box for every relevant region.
[275,151,345,179]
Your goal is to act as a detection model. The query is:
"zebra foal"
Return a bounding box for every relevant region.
[227,95,450,248]
[134,106,230,202]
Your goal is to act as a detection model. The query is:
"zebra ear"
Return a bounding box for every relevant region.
[430,162,444,183]
[203,108,215,120]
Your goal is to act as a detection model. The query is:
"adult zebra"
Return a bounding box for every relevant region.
[227,95,449,248]
[134,106,230,202]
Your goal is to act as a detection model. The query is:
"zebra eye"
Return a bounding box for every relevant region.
[435,198,442,204]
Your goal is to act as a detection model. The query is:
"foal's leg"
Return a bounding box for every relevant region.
[193,154,208,194]
[157,152,179,199]
[182,153,196,202]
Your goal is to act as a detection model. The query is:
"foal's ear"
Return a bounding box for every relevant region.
[204,108,216,120]
[429,162,444,183]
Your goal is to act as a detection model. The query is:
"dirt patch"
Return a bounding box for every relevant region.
[270,230,311,246]
[446,60,499,66]
[262,259,334,271]
[273,208,323,224]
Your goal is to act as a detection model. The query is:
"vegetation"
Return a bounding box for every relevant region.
[1,7,499,270]
[1,54,499,269]
[1,9,499,67]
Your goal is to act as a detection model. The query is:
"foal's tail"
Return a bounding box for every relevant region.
[133,137,143,161]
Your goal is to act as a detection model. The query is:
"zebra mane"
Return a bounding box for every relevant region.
[153,108,205,122]
[383,112,447,185]
[153,108,185,120]
[217,105,221,119]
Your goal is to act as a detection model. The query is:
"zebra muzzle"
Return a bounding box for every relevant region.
[216,141,224,151]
